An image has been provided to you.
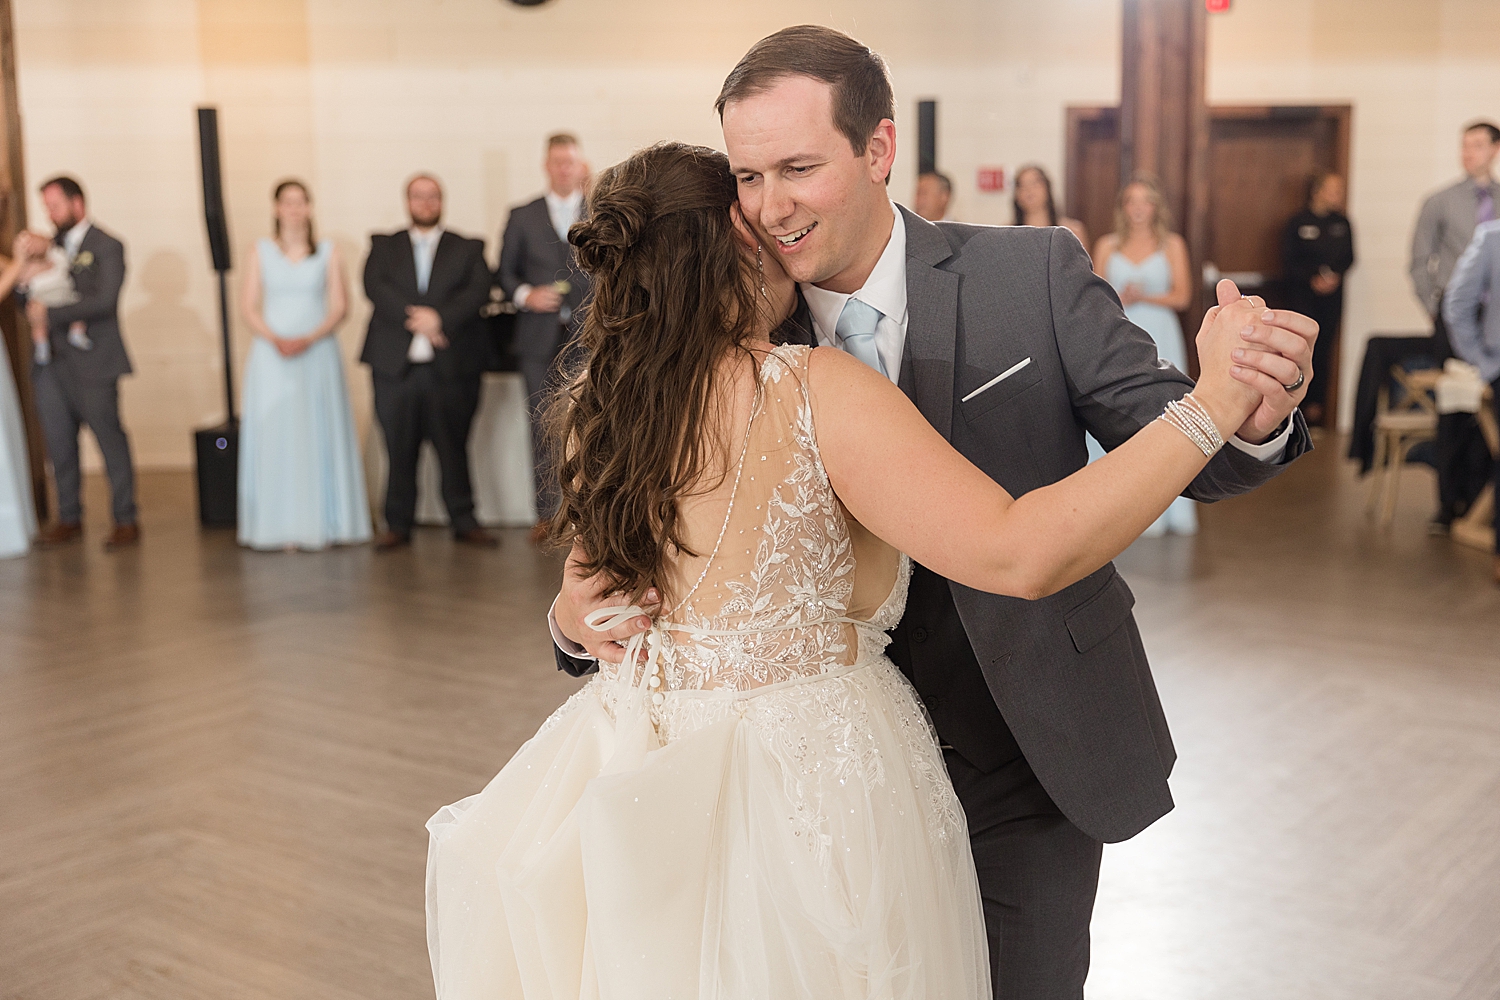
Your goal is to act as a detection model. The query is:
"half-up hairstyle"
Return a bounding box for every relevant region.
[546,142,762,600]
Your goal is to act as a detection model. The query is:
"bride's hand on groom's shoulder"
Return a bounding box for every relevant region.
[556,543,658,664]
[1196,279,1318,443]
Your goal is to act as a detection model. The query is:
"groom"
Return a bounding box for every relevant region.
[555,26,1315,1000]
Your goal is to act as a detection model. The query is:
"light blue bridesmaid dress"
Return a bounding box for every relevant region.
[1101,247,1197,536]
[238,239,372,550]
[0,341,37,558]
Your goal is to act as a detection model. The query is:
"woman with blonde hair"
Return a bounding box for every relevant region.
[1093,173,1198,534]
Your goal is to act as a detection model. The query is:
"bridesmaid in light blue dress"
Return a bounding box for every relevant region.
[0,248,39,558]
[1093,174,1197,536]
[238,180,371,551]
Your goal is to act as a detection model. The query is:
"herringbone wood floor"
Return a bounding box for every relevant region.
[1,441,1497,1000]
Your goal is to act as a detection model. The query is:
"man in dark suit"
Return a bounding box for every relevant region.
[554,27,1319,1000]
[497,133,591,535]
[25,175,139,551]
[361,174,497,551]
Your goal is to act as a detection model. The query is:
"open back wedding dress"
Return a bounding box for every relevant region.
[426,345,990,999]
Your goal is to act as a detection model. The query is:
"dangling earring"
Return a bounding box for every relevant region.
[756,245,768,300]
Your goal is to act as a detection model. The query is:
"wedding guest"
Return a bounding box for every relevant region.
[361,174,496,552]
[1443,219,1500,584]
[23,175,138,551]
[237,180,371,551]
[499,133,592,541]
[1013,163,1089,248]
[913,170,951,222]
[1412,120,1498,533]
[1094,173,1196,535]
[1281,172,1355,426]
[0,233,41,558]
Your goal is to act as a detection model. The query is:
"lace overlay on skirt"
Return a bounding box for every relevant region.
[425,345,989,999]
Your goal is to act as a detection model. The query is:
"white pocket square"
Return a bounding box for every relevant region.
[962,357,1033,403]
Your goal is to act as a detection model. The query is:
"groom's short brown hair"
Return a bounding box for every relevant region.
[715,25,894,156]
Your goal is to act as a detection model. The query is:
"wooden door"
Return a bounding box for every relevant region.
[1064,106,1120,250]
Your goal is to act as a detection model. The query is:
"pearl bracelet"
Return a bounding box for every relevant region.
[1159,394,1225,458]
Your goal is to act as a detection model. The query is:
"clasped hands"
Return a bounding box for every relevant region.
[406,304,447,349]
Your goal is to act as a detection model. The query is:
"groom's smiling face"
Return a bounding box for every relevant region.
[723,75,896,294]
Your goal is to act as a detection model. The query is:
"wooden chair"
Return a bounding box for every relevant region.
[1367,366,1439,527]
[1451,384,1498,552]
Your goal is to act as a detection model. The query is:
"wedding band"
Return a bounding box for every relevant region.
[1282,370,1305,393]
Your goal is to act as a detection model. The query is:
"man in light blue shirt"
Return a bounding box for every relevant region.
[1443,218,1500,581]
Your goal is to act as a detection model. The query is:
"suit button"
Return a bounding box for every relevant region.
[912,627,929,643]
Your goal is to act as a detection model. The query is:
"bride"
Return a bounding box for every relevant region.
[426,142,1265,999]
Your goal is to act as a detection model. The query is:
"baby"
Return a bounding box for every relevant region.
[16,231,90,364]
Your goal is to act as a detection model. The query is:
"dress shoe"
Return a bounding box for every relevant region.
[374,530,411,552]
[37,522,82,546]
[104,523,140,551]
[454,527,499,548]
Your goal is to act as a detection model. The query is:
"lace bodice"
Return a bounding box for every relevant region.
[605,345,908,695]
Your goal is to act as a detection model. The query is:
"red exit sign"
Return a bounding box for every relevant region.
[976,167,1006,193]
[1206,0,1231,11]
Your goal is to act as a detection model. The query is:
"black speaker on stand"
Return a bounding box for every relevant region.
[194,107,238,527]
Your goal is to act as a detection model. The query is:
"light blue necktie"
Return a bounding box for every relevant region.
[836,297,888,378]
[414,232,435,294]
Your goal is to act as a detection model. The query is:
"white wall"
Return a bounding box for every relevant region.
[14,0,1499,463]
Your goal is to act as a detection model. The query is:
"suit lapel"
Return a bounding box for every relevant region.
[901,207,959,440]
[396,231,420,297]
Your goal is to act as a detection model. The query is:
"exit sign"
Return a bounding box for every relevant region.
[1206,0,1231,11]
[977,167,1006,193]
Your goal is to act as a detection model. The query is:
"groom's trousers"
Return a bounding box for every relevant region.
[31,361,137,526]
[891,563,1104,1000]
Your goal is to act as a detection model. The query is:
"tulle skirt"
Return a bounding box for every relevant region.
[0,343,36,559]
[426,655,990,1000]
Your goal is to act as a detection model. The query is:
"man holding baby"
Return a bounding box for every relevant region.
[21,175,139,550]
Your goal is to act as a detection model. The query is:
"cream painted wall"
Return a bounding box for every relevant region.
[1206,0,1500,429]
[13,0,1119,469]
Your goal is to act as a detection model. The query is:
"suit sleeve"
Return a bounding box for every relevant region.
[363,237,413,328]
[47,238,125,326]
[554,644,599,678]
[1045,227,1310,504]
[497,209,528,300]
[1442,229,1494,370]
[438,241,493,336]
[1410,195,1442,315]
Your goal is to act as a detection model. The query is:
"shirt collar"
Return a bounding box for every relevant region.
[62,219,91,253]
[800,204,907,342]
[409,225,443,245]
[546,188,583,213]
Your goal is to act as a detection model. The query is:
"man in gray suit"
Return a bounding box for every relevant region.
[554,27,1317,1000]
[497,133,592,535]
[25,176,138,551]
[1442,219,1500,584]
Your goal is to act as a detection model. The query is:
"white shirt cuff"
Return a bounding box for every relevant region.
[549,596,596,661]
[513,284,533,311]
[407,333,435,363]
[1227,412,1295,463]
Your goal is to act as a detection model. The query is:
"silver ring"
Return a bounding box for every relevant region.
[1282,369,1305,393]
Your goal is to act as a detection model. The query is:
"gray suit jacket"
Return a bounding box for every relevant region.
[39,223,132,380]
[1410,176,1498,315]
[497,197,590,359]
[892,207,1310,841]
[1443,219,1500,384]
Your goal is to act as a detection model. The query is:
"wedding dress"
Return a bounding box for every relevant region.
[426,345,990,999]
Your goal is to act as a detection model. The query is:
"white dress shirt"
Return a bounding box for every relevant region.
[62,219,92,261]
[407,226,443,363]
[514,188,584,312]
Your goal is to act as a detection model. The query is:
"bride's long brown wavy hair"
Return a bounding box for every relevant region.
[545,142,765,600]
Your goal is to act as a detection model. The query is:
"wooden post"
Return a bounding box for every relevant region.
[1120,0,1210,373]
[0,0,44,522]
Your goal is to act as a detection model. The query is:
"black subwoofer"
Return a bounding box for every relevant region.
[194,424,238,527]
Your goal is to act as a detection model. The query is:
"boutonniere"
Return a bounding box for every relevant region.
[72,251,94,271]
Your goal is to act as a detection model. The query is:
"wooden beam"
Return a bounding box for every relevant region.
[0,0,45,522]
[1120,0,1210,372]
